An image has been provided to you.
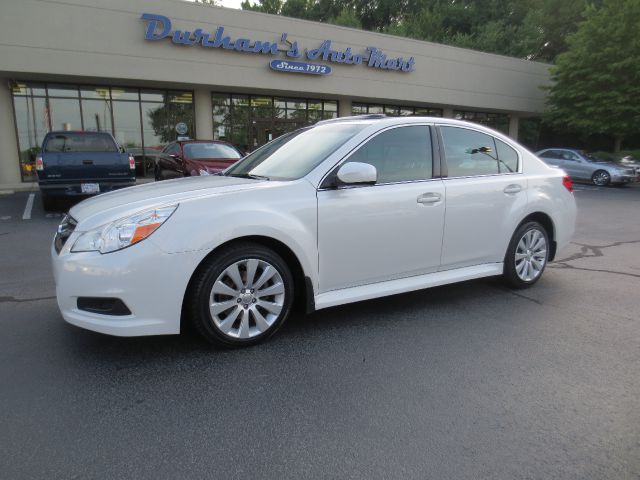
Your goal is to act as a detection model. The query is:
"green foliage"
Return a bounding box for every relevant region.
[241,0,589,62]
[544,0,640,151]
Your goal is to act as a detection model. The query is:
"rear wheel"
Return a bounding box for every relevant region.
[592,169,610,186]
[187,243,294,347]
[503,221,549,289]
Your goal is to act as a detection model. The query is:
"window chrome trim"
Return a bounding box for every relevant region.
[435,123,523,176]
[317,122,437,191]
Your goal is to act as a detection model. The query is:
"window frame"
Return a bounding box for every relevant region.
[435,124,522,179]
[318,123,439,190]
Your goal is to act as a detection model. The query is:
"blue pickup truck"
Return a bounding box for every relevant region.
[36,131,136,211]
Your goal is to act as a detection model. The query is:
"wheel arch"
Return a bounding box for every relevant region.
[181,235,313,331]
[515,212,557,261]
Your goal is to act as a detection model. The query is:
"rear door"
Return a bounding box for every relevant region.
[41,132,129,182]
[438,125,527,270]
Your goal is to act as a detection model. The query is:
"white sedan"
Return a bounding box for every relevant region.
[52,116,576,346]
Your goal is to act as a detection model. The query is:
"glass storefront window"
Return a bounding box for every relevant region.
[81,99,113,132]
[47,85,79,98]
[12,83,46,97]
[213,93,340,151]
[48,97,82,131]
[80,86,111,100]
[453,110,510,134]
[354,103,443,117]
[110,88,140,101]
[112,101,142,148]
[140,90,164,102]
[12,95,48,181]
[11,82,195,181]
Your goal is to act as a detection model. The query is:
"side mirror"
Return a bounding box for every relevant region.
[336,162,377,186]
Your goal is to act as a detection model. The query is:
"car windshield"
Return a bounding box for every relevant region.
[224,123,368,180]
[44,133,118,153]
[184,143,240,160]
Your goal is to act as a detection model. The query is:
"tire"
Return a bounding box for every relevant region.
[186,242,294,347]
[591,169,610,186]
[41,194,57,212]
[503,221,549,289]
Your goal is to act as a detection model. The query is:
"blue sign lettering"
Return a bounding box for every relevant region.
[270,60,332,75]
[140,13,415,73]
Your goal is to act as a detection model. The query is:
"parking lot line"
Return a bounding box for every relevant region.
[22,193,34,220]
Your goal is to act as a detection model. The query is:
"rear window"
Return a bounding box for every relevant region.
[184,143,240,160]
[44,133,118,153]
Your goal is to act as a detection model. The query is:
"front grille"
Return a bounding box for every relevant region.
[54,215,77,254]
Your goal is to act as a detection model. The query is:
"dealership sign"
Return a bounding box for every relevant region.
[141,13,416,75]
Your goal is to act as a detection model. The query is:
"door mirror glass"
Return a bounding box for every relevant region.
[336,162,377,185]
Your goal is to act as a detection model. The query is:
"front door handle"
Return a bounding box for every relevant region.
[417,192,442,204]
[503,184,522,194]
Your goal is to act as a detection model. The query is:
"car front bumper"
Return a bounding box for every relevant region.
[610,174,636,184]
[51,235,205,336]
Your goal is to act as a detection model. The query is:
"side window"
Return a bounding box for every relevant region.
[345,126,432,184]
[440,126,499,177]
[495,138,519,173]
[539,150,558,159]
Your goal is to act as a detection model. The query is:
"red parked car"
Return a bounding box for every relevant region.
[154,140,243,180]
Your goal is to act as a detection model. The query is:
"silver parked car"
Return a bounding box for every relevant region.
[536,148,636,186]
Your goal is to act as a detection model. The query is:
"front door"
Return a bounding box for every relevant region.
[317,125,445,293]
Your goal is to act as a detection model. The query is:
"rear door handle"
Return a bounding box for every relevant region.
[417,192,442,204]
[503,184,522,194]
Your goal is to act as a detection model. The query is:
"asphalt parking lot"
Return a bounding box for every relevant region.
[1,184,639,479]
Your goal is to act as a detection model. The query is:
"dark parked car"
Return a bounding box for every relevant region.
[36,131,135,211]
[536,148,636,186]
[154,140,243,180]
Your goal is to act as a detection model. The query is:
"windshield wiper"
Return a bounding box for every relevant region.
[226,173,270,180]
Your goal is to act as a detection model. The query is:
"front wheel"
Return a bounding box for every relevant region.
[592,169,610,186]
[187,243,294,347]
[503,222,549,289]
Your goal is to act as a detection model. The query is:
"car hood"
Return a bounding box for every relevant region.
[69,175,267,230]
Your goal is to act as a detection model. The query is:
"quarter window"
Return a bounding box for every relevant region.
[495,138,519,173]
[345,126,432,184]
[440,127,500,177]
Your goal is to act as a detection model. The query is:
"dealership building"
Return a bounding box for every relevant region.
[0,0,551,188]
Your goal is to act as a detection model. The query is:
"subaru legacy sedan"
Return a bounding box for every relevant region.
[52,116,576,347]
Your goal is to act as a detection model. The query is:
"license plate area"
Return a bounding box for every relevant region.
[81,183,100,194]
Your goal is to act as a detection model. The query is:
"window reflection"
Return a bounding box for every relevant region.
[353,103,443,117]
[11,82,195,181]
[48,98,82,131]
[212,93,339,151]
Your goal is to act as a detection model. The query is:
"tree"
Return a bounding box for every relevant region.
[241,0,589,62]
[544,0,640,151]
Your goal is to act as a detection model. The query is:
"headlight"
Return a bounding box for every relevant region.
[71,204,178,254]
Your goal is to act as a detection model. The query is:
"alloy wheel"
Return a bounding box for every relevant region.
[592,170,610,186]
[209,258,285,339]
[514,228,547,282]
